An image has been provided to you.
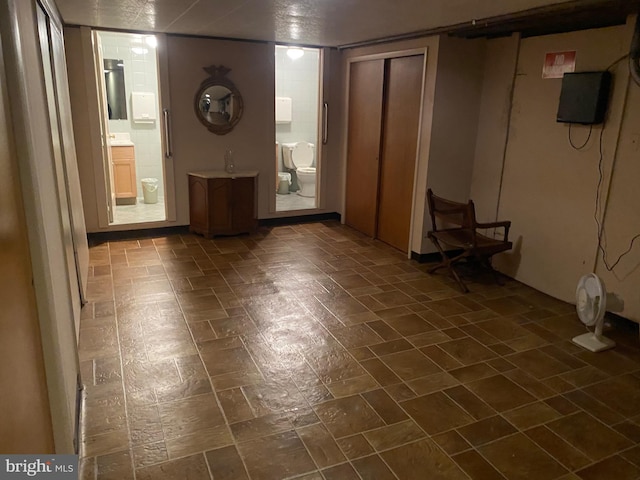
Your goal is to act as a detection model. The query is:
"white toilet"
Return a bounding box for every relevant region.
[282,142,316,197]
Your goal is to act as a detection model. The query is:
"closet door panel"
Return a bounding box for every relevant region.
[345,59,384,237]
[377,55,423,252]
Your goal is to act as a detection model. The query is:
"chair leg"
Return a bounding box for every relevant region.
[448,262,469,293]
[428,238,469,293]
[481,257,503,286]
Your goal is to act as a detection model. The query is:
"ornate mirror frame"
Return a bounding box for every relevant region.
[194,65,244,135]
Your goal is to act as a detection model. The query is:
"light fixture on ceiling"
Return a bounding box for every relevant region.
[145,36,157,48]
[287,47,304,60]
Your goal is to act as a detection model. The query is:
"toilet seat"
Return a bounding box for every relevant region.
[292,142,314,168]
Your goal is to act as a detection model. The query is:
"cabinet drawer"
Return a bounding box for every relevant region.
[111,145,134,160]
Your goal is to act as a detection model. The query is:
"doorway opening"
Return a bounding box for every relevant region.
[95,31,166,225]
[274,45,322,212]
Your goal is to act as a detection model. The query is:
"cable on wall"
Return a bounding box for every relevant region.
[568,123,592,149]
[593,120,640,271]
[591,64,640,273]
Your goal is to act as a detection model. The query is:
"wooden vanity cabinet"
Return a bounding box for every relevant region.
[111,145,137,204]
[188,171,258,237]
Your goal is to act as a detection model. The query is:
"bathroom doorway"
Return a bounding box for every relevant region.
[274,45,322,212]
[94,31,167,225]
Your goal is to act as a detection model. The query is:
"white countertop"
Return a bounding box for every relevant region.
[189,170,259,179]
[109,132,134,146]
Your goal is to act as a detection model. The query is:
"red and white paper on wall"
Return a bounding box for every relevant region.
[542,51,576,79]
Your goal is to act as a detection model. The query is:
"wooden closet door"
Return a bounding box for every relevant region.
[345,59,385,237]
[376,55,424,252]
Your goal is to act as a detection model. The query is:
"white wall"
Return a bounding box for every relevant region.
[99,31,164,199]
[469,35,520,224]
[425,36,486,211]
[468,18,640,323]
[275,46,320,170]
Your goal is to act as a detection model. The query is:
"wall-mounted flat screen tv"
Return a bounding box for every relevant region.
[556,71,611,125]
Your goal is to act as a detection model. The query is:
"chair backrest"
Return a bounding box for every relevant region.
[427,189,477,231]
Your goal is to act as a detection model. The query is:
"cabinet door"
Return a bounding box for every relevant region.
[113,158,136,198]
[112,146,136,199]
[210,178,233,231]
[231,176,256,232]
[188,175,209,233]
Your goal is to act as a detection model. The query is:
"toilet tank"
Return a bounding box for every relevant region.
[282,143,297,169]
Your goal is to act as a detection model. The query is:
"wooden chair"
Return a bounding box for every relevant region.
[426,189,512,293]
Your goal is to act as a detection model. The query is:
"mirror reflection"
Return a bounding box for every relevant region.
[199,85,234,125]
[194,65,243,135]
[103,58,127,120]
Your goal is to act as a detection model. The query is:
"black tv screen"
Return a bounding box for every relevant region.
[556,71,611,125]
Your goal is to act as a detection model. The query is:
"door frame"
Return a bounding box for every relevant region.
[82,28,177,230]
[270,44,325,214]
[342,47,428,257]
[91,30,116,224]
[1,0,81,453]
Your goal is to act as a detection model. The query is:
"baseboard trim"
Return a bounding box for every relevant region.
[87,225,190,246]
[258,212,341,227]
[87,214,342,245]
[74,374,82,455]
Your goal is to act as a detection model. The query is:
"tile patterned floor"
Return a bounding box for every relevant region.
[112,198,167,225]
[275,192,316,212]
[79,221,640,480]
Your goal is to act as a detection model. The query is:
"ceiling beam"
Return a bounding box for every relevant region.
[338,0,640,49]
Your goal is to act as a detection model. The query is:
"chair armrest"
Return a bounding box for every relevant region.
[475,221,511,241]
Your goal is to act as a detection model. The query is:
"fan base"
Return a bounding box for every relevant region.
[572,332,616,352]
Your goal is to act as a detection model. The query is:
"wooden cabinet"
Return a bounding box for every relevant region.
[111,145,137,204]
[188,171,258,237]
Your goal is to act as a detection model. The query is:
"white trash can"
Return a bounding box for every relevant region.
[277,172,291,195]
[141,178,159,204]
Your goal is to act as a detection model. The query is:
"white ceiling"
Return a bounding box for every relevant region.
[55,0,577,47]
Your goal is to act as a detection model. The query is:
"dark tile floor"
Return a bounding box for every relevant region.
[78,221,640,480]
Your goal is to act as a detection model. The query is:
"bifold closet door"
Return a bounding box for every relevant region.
[345,59,385,237]
[376,55,423,252]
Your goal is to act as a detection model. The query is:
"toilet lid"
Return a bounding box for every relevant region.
[293,142,314,167]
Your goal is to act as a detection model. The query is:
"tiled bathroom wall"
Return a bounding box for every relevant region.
[275,46,320,171]
[100,31,164,200]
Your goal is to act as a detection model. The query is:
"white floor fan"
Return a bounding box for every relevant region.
[573,273,623,352]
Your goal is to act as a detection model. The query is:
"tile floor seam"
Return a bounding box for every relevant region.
[472,431,569,479]
[464,414,566,477]
[166,256,254,480]
[201,451,215,480]
[109,241,139,480]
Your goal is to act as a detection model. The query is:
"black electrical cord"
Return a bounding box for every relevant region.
[568,123,592,150]
[606,53,629,72]
[593,120,640,272]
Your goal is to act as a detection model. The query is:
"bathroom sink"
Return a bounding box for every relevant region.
[109,132,134,146]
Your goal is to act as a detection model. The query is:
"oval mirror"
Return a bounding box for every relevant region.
[194,65,244,135]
